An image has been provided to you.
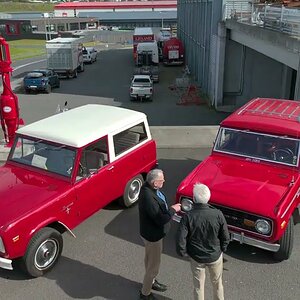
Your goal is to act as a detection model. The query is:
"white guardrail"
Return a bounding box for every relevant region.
[224,1,300,38]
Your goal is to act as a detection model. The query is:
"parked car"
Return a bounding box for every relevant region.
[82,46,97,64]
[23,69,60,94]
[130,74,153,101]
[174,98,300,261]
[0,104,157,277]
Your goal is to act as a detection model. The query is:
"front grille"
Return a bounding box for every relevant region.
[211,204,273,237]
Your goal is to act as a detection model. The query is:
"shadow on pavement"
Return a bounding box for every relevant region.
[104,154,283,265]
[47,256,172,300]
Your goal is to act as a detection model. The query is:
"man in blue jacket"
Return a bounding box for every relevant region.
[138,169,181,300]
[176,183,230,300]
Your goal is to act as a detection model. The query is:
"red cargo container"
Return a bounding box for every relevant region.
[162,37,184,65]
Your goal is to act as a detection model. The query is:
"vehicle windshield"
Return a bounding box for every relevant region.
[214,128,300,166]
[9,136,76,178]
[133,78,151,86]
[26,72,45,78]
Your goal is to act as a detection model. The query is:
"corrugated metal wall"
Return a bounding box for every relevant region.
[177,0,223,103]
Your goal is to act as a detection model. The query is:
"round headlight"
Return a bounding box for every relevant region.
[255,219,271,235]
[181,198,194,212]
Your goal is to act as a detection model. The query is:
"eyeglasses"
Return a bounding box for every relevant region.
[156,179,165,182]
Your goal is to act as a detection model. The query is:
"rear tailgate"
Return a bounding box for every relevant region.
[132,85,151,95]
[24,78,44,88]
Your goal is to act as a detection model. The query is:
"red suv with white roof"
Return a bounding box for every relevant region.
[175,98,300,261]
[0,104,157,276]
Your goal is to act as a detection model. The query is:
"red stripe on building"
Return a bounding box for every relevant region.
[54,1,177,10]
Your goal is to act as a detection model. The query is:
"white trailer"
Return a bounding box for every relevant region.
[46,37,84,79]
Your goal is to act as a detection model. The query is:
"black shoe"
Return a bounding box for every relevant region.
[152,279,168,292]
[139,291,157,299]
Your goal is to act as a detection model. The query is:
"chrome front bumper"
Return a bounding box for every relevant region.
[173,213,280,253]
[0,257,13,270]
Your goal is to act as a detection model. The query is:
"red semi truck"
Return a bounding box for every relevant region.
[133,27,154,60]
[162,37,184,65]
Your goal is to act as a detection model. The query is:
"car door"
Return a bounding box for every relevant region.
[47,70,54,87]
[73,136,115,220]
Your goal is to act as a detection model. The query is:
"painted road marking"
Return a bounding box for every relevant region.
[13,59,46,71]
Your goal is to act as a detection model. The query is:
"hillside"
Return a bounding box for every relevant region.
[0,2,54,13]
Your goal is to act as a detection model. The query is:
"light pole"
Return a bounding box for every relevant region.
[43,13,49,41]
[159,11,164,29]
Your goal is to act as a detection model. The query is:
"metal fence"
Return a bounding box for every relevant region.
[224,1,300,38]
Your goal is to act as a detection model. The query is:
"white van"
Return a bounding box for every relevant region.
[82,47,97,64]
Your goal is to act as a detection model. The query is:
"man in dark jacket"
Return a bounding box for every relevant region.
[139,169,181,300]
[176,183,230,300]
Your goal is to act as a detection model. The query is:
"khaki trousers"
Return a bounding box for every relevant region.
[141,237,163,296]
[190,253,224,300]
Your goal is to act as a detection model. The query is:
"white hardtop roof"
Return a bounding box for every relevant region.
[46,37,82,44]
[17,104,147,148]
[134,27,153,35]
[133,74,151,79]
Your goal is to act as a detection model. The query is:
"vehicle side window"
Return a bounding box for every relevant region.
[113,122,147,156]
[77,137,108,180]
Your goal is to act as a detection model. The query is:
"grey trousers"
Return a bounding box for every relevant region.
[141,237,163,296]
[190,253,224,300]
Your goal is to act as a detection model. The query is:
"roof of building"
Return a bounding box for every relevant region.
[55,1,177,10]
[0,12,43,20]
[17,104,147,148]
[221,98,300,137]
[78,10,176,21]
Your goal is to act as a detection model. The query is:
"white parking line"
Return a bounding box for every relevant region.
[13,59,46,71]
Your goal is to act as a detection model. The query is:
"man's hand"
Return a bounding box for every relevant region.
[171,203,181,212]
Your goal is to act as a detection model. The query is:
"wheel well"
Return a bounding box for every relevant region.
[47,222,67,234]
[292,207,300,224]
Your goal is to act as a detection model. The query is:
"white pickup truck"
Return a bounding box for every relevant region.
[130,75,153,101]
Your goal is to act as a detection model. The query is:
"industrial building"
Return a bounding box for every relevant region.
[53,1,177,29]
[177,0,300,109]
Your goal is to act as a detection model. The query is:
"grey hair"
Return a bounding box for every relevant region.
[193,183,211,204]
[146,169,163,185]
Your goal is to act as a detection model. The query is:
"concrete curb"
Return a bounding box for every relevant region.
[151,126,219,148]
[0,126,219,162]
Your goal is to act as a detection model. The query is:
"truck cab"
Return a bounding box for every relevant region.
[135,41,159,83]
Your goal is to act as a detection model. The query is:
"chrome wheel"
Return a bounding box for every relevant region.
[128,177,143,203]
[34,238,59,270]
[119,174,144,207]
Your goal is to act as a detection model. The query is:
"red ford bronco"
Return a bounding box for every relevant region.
[175,98,300,261]
[0,104,157,276]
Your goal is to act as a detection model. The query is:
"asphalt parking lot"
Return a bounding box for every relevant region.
[0,44,299,300]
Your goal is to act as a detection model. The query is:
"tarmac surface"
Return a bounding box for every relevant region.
[0,44,228,161]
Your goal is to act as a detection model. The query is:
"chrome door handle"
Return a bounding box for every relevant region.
[107,166,114,171]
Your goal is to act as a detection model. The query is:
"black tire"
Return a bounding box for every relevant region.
[118,174,144,208]
[273,217,294,261]
[22,227,63,277]
[25,88,30,94]
[45,84,51,94]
